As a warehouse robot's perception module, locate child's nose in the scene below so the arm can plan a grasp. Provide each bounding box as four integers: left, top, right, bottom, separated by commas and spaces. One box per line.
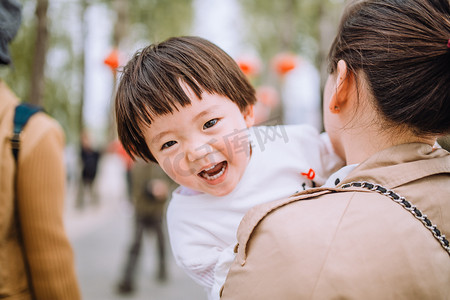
186, 141, 214, 162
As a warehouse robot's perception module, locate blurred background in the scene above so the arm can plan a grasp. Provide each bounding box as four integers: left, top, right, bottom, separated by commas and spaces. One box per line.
5, 0, 346, 299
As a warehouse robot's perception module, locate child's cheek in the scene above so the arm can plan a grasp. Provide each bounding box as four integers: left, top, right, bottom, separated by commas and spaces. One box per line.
159, 151, 195, 183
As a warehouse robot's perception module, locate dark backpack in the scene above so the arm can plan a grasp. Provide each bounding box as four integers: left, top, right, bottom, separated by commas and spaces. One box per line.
11, 103, 43, 162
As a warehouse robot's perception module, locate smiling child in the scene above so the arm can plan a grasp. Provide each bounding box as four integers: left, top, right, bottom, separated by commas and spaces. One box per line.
115, 36, 343, 300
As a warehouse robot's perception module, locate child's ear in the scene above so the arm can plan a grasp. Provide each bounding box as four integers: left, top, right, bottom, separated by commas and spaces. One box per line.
243, 105, 255, 127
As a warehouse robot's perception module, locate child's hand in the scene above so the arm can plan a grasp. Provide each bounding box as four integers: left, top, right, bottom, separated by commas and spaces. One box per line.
148, 179, 169, 201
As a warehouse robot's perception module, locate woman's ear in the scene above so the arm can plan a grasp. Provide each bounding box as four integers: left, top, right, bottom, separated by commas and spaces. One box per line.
329, 60, 353, 114
243, 104, 255, 127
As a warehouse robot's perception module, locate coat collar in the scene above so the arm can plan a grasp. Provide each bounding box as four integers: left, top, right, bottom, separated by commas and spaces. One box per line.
235, 143, 450, 265
341, 143, 450, 189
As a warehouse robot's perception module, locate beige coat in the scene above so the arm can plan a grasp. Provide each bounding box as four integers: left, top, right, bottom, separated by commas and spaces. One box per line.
221, 143, 450, 299
0, 81, 80, 299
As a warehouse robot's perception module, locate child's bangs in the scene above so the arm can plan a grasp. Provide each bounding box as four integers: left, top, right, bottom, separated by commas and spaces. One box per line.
136, 74, 205, 127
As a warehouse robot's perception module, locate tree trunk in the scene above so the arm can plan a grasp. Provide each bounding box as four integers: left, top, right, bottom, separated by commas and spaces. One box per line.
30, 0, 49, 106
107, 0, 128, 142
280, 0, 296, 51
78, 0, 88, 134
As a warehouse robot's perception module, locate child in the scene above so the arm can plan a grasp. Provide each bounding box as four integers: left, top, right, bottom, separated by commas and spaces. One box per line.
115, 36, 343, 300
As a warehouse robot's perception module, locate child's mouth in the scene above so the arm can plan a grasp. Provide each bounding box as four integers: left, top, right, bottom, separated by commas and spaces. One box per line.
198, 162, 227, 181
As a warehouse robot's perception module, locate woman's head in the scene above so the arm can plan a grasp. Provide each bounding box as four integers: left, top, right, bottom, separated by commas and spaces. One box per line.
328, 0, 450, 136
115, 36, 256, 162
0, 0, 21, 65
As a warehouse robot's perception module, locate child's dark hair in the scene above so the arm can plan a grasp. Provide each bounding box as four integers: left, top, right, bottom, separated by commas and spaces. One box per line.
115, 36, 257, 162
328, 0, 450, 135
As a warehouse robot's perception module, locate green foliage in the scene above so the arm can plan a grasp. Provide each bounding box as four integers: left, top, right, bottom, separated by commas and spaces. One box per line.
99, 0, 194, 44
45, 3, 83, 143
3, 1, 80, 143
128, 0, 193, 43
239, 0, 343, 67
4, 0, 194, 145
2, 0, 345, 144
3, 16, 35, 102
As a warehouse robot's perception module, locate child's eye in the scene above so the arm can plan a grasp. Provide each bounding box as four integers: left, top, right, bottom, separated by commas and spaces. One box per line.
203, 118, 218, 129
161, 140, 177, 150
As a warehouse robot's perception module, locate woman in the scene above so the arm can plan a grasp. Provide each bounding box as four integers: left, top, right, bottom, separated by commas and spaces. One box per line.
0, 1, 81, 298
221, 0, 450, 299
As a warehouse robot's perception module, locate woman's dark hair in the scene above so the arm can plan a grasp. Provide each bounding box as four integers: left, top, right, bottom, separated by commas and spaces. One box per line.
115, 36, 256, 162
328, 0, 450, 135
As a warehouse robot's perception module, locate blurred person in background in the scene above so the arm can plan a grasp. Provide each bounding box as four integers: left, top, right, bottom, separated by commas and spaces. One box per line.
0, 0, 81, 298
108, 139, 135, 201
116, 159, 175, 294
76, 130, 101, 210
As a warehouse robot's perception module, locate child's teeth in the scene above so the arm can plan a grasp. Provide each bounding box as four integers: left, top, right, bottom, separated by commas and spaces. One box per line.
202, 164, 226, 180
204, 164, 216, 172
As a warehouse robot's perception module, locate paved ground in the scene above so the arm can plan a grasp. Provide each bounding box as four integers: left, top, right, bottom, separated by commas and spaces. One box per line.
64, 153, 207, 300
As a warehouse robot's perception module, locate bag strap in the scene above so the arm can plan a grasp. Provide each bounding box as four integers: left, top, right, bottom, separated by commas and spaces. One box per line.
11, 103, 43, 162
342, 181, 450, 256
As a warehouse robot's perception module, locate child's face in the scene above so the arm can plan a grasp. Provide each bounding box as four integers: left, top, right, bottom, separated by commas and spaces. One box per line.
143, 86, 255, 197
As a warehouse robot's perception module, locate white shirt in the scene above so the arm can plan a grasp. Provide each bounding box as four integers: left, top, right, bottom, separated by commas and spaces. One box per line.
322, 164, 358, 188
166, 124, 343, 299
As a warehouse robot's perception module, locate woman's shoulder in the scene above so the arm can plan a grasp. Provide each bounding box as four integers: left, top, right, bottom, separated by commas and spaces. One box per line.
237, 184, 448, 255
20, 112, 65, 159
225, 188, 450, 299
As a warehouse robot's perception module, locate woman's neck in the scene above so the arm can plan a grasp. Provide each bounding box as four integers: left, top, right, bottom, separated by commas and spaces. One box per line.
341, 124, 436, 165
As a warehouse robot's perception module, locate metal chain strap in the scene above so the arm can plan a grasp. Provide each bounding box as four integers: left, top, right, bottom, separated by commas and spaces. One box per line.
341, 181, 450, 256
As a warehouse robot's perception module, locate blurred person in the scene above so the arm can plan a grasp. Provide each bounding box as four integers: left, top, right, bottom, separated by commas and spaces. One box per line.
108, 139, 134, 201
76, 130, 101, 209
0, 0, 81, 299
64, 144, 79, 190
116, 159, 175, 294
114, 36, 343, 300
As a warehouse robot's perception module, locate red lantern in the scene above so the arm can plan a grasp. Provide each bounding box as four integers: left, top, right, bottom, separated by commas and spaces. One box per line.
272, 52, 298, 75
104, 48, 120, 71
235, 55, 261, 77
238, 61, 254, 75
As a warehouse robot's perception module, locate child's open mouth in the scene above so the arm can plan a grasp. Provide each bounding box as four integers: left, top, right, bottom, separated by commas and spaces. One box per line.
198, 162, 227, 181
